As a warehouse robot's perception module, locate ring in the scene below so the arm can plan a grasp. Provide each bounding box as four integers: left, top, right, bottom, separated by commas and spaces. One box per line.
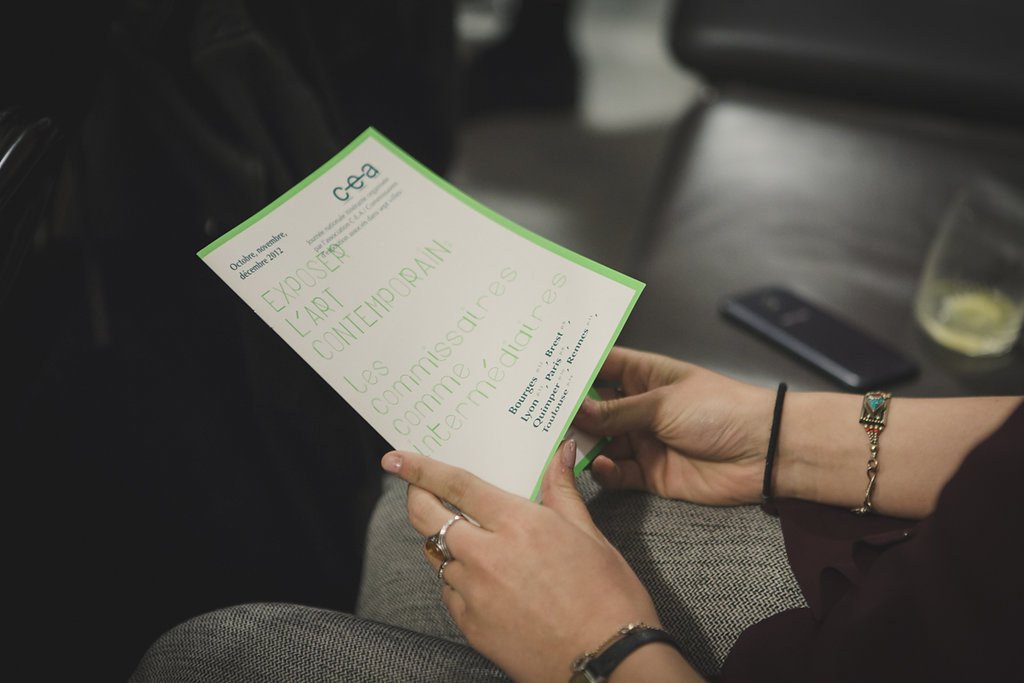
438, 559, 450, 585
424, 514, 463, 563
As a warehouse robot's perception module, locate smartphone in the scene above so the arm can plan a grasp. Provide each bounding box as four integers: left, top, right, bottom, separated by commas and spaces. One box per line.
720, 286, 918, 390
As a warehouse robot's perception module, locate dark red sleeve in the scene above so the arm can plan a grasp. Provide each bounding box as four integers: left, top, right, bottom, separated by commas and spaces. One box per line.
721, 400, 1024, 682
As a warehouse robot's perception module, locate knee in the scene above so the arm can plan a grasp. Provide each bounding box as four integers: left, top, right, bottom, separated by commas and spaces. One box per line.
130, 603, 285, 683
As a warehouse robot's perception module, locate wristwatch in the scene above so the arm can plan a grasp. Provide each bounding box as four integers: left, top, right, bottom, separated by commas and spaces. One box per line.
569, 624, 679, 683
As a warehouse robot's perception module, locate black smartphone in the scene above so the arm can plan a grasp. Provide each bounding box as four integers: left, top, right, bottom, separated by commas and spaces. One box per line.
720, 286, 918, 390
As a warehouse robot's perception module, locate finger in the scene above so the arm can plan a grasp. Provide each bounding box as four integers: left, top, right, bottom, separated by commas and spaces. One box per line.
407, 485, 486, 568
589, 454, 648, 491
441, 580, 466, 625
573, 391, 665, 439
595, 345, 642, 383
599, 346, 696, 394
436, 558, 459, 593
437, 555, 465, 590
539, 440, 594, 529
383, 450, 516, 530
405, 484, 452, 536
590, 433, 639, 461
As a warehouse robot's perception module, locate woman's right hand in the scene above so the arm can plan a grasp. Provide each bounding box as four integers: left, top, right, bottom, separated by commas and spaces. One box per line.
572, 346, 776, 506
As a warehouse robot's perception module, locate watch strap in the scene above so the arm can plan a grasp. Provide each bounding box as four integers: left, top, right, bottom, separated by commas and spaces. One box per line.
576, 626, 679, 682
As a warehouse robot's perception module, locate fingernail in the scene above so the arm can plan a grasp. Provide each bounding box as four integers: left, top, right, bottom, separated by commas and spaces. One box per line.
381, 452, 402, 473
561, 439, 577, 468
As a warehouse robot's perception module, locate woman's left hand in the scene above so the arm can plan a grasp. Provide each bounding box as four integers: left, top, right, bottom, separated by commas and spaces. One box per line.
381, 440, 662, 683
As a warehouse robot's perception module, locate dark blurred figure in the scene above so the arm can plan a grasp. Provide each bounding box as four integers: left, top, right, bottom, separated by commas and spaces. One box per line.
2, 1, 457, 680
462, 0, 580, 117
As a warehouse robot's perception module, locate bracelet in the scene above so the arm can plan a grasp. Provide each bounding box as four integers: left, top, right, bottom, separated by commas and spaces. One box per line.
569, 623, 680, 683
761, 382, 788, 513
852, 391, 891, 514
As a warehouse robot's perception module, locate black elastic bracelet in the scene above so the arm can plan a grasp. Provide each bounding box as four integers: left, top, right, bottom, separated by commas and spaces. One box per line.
761, 382, 787, 513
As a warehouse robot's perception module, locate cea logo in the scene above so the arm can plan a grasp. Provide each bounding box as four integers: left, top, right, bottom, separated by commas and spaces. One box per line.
333, 163, 380, 201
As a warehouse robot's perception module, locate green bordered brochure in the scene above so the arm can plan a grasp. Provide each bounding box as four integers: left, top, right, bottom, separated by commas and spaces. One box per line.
199, 128, 643, 501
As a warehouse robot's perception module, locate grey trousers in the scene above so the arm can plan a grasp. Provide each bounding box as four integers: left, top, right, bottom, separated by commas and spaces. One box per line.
131, 472, 805, 681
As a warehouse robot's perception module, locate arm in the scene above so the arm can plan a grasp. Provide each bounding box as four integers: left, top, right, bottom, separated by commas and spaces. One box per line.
573, 346, 1022, 519
775, 391, 1019, 518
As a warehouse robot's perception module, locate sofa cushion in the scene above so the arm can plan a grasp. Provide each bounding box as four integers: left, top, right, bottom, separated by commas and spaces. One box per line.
621, 88, 1024, 396
669, 0, 1024, 125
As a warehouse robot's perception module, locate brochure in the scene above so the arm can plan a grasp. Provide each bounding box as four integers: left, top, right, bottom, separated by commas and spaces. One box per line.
199, 128, 643, 500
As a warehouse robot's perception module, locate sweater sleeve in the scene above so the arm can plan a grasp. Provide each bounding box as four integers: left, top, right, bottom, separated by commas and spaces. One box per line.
720, 400, 1024, 682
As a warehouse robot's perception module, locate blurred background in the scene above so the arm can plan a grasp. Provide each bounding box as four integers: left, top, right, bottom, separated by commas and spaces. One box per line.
450, 0, 698, 274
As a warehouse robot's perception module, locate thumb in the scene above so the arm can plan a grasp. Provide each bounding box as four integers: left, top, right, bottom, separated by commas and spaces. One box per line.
539, 439, 594, 529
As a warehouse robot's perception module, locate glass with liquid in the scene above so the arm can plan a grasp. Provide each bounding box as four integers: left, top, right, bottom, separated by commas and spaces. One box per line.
914, 178, 1024, 357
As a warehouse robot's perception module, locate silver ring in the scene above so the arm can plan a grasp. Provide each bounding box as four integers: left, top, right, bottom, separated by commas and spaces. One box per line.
424, 514, 463, 563
438, 559, 450, 585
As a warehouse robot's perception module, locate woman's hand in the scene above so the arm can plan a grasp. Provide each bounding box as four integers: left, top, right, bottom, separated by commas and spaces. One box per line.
572, 346, 775, 505
575, 346, 1023, 518
382, 440, 696, 682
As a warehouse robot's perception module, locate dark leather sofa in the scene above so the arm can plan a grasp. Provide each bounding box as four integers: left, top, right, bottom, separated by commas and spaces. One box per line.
620, 0, 1024, 397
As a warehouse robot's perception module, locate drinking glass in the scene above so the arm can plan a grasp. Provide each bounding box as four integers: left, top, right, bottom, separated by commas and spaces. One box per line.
913, 177, 1024, 357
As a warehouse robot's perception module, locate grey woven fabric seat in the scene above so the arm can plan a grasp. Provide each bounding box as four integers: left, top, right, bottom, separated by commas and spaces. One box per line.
131, 603, 510, 683
356, 471, 805, 677
132, 471, 804, 681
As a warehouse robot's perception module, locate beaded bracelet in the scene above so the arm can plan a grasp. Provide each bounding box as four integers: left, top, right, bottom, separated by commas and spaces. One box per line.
852, 391, 891, 514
